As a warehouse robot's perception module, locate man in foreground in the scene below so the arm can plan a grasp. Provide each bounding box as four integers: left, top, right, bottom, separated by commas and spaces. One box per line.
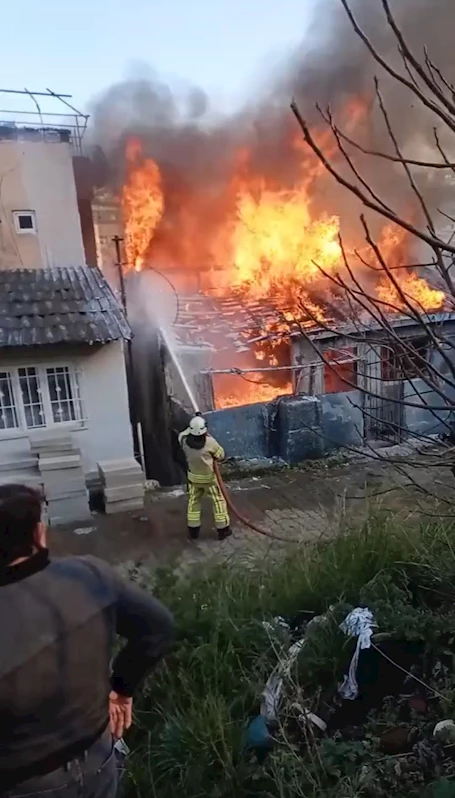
0, 483, 173, 797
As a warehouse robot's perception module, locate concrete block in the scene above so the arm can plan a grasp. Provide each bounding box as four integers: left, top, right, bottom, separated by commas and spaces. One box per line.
100, 472, 145, 488
279, 428, 324, 464
0, 457, 38, 474
98, 459, 144, 487
86, 470, 103, 491
44, 479, 87, 500
104, 484, 145, 502
39, 455, 82, 472
47, 495, 91, 525
30, 431, 77, 454
0, 474, 43, 491
320, 390, 364, 453
206, 402, 272, 459
42, 470, 85, 487
46, 489, 88, 503
278, 396, 322, 436
98, 458, 143, 473
105, 497, 144, 515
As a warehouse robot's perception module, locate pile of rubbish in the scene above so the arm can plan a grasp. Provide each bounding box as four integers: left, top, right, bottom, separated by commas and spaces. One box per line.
246, 564, 455, 796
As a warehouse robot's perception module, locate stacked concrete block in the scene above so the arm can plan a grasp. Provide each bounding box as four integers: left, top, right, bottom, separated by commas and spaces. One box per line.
30, 431, 91, 525
98, 459, 145, 514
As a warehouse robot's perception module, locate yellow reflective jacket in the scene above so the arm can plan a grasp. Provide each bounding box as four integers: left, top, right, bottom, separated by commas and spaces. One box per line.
178, 432, 225, 484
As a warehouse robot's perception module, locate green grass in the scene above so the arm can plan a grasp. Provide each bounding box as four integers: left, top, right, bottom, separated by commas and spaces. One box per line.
122, 509, 455, 798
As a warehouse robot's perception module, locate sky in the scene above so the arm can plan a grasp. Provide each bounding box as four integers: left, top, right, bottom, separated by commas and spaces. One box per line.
0, 0, 317, 121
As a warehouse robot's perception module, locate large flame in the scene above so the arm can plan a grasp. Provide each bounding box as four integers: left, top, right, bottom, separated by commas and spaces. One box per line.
377, 272, 445, 312
217, 186, 342, 298
121, 138, 164, 272
120, 135, 446, 408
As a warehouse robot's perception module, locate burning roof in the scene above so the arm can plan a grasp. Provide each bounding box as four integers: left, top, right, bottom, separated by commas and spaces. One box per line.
172, 292, 307, 352
172, 290, 454, 354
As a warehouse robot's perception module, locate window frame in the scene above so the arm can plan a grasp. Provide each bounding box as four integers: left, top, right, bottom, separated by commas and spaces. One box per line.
12, 210, 37, 235
0, 370, 20, 431
0, 363, 87, 438
381, 337, 430, 382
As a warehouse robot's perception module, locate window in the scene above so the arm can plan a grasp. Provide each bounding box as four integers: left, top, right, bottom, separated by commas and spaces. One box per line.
0, 372, 19, 430
323, 347, 358, 394
13, 211, 37, 235
19, 367, 45, 428
0, 365, 85, 433
382, 337, 429, 381
46, 366, 84, 423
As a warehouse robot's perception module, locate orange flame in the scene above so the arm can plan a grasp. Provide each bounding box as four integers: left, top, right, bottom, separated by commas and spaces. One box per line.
218, 188, 342, 298
119, 135, 447, 408
377, 272, 445, 312
121, 138, 163, 271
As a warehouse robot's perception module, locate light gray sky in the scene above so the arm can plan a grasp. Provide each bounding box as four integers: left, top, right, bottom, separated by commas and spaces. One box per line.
1, 0, 317, 117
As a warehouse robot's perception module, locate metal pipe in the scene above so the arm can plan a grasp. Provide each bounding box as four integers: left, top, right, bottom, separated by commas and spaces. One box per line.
137, 422, 146, 474
0, 88, 72, 97
0, 109, 85, 117
202, 358, 358, 375
113, 236, 128, 318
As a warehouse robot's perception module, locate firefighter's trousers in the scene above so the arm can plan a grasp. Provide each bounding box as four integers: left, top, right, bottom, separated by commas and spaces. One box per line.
187, 477, 230, 530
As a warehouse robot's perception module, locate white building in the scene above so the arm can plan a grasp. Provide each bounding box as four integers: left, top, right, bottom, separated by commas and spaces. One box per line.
0, 126, 136, 512
0, 266, 134, 486
0, 127, 86, 269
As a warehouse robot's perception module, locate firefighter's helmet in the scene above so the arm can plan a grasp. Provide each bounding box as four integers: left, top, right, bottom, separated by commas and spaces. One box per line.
188, 415, 207, 437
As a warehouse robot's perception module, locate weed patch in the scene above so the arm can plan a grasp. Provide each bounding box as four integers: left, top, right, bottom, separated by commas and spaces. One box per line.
122, 511, 455, 797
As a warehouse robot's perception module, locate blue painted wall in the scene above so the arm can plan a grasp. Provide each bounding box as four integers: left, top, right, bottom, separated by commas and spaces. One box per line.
404, 378, 452, 437
206, 389, 364, 464
320, 391, 364, 454
277, 396, 324, 462
206, 401, 273, 460
206, 378, 454, 465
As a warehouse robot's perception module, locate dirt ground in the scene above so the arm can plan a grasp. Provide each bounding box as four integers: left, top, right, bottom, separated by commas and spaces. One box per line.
48, 444, 455, 571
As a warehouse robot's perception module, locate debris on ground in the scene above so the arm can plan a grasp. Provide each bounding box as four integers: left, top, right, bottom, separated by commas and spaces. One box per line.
246, 563, 455, 795
73, 526, 96, 535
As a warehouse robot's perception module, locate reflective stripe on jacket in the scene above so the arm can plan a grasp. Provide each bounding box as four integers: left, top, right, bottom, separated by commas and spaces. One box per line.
179, 434, 225, 483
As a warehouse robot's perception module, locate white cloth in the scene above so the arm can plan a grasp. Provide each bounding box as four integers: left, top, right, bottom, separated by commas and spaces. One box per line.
261, 638, 305, 722
339, 608, 375, 700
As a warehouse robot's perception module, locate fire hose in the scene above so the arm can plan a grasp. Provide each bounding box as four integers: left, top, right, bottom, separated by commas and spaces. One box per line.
212, 460, 301, 544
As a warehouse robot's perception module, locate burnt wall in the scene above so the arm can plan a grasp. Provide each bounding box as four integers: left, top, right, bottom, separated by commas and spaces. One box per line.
72, 156, 97, 266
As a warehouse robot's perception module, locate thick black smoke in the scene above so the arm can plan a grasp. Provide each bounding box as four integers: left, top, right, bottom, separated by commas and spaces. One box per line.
88, 0, 455, 265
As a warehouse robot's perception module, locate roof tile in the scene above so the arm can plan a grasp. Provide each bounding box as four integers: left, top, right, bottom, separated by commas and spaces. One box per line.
0, 266, 132, 348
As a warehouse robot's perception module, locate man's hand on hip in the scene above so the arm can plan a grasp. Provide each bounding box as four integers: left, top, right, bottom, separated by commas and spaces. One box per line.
109, 691, 133, 739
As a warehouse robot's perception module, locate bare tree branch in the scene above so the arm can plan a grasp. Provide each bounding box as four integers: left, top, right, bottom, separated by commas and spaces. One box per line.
339, 0, 455, 134
290, 100, 455, 256
381, 0, 455, 118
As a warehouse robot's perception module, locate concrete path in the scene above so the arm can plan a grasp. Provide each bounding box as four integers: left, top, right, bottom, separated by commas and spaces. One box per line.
48, 450, 452, 571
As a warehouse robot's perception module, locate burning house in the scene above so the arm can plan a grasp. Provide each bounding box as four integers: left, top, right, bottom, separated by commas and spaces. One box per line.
112, 130, 450, 410
89, 104, 455, 476
88, 0, 455, 475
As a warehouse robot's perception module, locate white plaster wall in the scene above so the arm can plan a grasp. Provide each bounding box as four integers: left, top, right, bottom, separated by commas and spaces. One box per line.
0, 139, 85, 269
0, 341, 134, 474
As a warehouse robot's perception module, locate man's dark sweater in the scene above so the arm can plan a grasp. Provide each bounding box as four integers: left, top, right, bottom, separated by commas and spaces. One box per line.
0, 549, 173, 790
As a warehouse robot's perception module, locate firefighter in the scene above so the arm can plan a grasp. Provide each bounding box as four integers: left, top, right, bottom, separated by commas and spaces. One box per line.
179, 414, 231, 540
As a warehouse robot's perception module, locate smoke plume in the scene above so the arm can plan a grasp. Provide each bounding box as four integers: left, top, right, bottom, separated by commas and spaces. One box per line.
89, 0, 455, 270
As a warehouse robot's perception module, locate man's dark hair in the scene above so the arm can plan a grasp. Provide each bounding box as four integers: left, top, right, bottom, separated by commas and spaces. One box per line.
0, 484, 43, 565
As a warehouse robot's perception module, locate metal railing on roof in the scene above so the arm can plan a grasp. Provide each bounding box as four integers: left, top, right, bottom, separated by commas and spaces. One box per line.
0, 88, 89, 156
